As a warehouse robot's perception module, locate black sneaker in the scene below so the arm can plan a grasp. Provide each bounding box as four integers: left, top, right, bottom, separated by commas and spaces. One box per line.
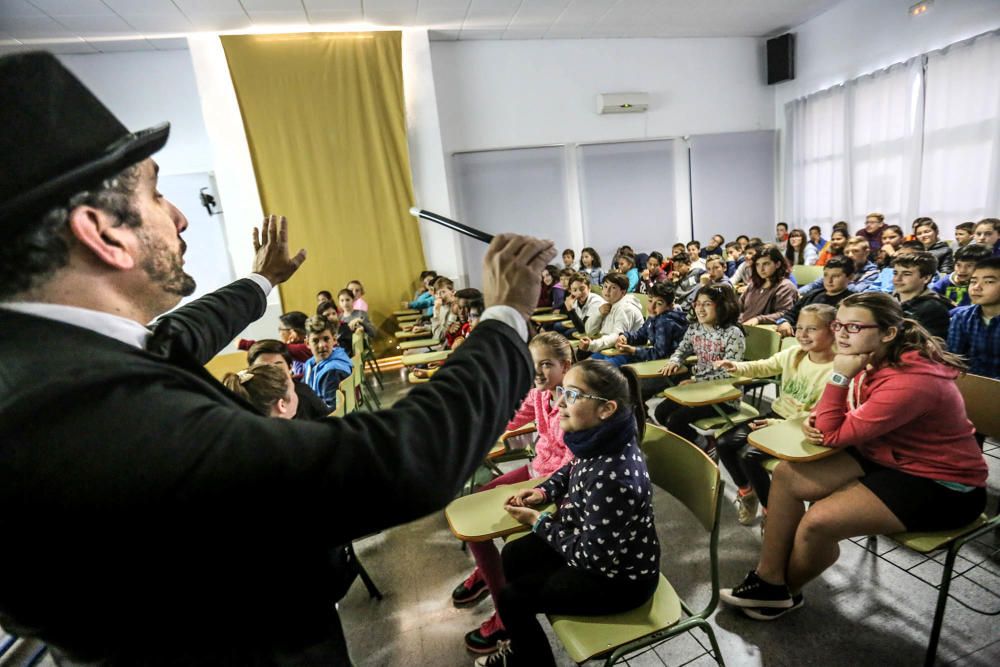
452, 569, 489, 606
464, 616, 509, 654
720, 570, 793, 609
744, 593, 805, 620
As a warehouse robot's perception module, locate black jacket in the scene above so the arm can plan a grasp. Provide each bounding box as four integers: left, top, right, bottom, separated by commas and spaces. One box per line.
899, 290, 953, 341
0, 279, 532, 665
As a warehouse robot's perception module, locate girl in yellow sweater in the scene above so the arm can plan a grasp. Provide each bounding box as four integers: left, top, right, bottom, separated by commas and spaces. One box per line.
714, 304, 836, 525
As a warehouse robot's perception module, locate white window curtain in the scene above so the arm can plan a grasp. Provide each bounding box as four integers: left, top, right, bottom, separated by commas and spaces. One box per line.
919, 32, 1000, 223
784, 86, 849, 230
784, 30, 1000, 235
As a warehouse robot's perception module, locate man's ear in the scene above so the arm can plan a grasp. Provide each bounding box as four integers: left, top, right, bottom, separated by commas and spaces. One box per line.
66, 205, 137, 270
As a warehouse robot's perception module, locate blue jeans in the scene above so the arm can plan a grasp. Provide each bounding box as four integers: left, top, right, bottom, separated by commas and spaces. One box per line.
590, 352, 630, 367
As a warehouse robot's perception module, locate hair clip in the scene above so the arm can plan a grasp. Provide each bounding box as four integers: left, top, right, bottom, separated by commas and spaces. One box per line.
237, 369, 255, 384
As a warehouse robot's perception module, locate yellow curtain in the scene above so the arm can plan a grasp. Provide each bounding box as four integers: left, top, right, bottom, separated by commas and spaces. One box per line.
221, 32, 425, 352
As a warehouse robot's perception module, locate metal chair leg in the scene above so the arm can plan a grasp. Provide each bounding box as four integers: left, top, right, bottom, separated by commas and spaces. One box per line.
924, 539, 960, 667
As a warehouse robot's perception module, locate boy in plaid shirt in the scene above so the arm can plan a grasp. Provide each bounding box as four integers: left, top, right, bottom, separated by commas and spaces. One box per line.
948, 257, 1000, 379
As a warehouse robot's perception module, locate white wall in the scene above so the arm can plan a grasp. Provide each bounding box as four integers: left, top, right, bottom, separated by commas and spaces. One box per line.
773, 0, 1000, 218
430, 37, 775, 153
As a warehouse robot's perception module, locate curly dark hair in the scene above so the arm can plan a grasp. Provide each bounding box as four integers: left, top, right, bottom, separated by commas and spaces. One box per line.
0, 164, 142, 300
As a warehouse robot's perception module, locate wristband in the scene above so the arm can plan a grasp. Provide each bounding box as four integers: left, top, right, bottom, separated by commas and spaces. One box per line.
829, 372, 851, 387
532, 511, 552, 533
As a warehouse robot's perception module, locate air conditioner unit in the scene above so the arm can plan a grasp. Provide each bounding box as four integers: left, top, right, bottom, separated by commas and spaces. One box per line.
597, 92, 649, 114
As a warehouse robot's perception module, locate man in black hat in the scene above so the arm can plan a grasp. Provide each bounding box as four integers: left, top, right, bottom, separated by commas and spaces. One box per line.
0, 52, 555, 665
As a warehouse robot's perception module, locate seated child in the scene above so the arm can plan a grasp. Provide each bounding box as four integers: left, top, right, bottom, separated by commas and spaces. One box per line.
715, 304, 836, 525
303, 316, 353, 409
452, 332, 574, 655
477, 360, 659, 667
346, 279, 369, 312
738, 245, 799, 326
448, 289, 483, 351
654, 286, 746, 445
405, 271, 437, 317
558, 273, 606, 337
948, 256, 1000, 379
336, 289, 377, 338
775, 256, 853, 337
537, 266, 564, 308
931, 242, 992, 307
561, 249, 577, 271
239, 311, 311, 377
222, 364, 298, 419
891, 252, 952, 341
669, 253, 706, 303
953, 221, 975, 248
576, 272, 644, 357
617, 253, 641, 292
317, 301, 354, 356
246, 339, 330, 420
722, 292, 987, 619
591, 282, 687, 367
973, 218, 999, 256
578, 247, 605, 287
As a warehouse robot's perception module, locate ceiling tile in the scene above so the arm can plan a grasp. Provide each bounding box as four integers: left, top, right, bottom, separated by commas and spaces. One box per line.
0, 1, 45, 18
103, 1, 177, 13
24, 38, 98, 53
119, 13, 194, 33
184, 13, 252, 30
459, 29, 505, 40
502, 28, 549, 40
245, 10, 309, 24
30, 0, 112, 15
427, 28, 460, 41
173, 0, 246, 16
240, 0, 304, 10
48, 14, 136, 35
364, 0, 417, 25
1, 14, 73, 38
416, 10, 465, 28
508, 0, 572, 27
307, 10, 365, 24
550, 0, 617, 26
462, 0, 520, 29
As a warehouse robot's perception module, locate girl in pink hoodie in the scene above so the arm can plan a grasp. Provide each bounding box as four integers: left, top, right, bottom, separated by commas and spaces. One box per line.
451, 332, 574, 655
721, 292, 987, 620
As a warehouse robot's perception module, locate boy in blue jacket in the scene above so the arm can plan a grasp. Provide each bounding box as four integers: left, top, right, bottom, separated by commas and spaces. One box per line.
303, 316, 354, 409
592, 282, 688, 367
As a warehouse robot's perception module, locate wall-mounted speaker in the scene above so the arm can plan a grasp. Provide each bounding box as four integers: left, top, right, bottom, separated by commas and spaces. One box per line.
766, 33, 795, 85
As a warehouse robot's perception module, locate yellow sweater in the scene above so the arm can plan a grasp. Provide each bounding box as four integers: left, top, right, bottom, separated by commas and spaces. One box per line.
730, 347, 834, 421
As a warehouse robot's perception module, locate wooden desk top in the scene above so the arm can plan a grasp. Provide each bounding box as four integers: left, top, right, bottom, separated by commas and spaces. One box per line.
445, 476, 553, 542
393, 309, 421, 316
396, 329, 428, 339
747, 418, 836, 461
398, 338, 439, 350
532, 307, 554, 314
660, 377, 749, 407
400, 350, 451, 366
531, 313, 568, 324
624, 358, 669, 378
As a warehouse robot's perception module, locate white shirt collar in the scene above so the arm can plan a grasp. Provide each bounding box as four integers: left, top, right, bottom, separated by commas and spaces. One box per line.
1, 301, 151, 348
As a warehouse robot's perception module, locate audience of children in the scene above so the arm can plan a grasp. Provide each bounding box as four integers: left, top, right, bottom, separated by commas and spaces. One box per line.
479, 361, 659, 667
302, 315, 353, 409
775, 256, 854, 337
721, 292, 987, 619
654, 285, 746, 445
576, 272, 645, 356
715, 304, 837, 525
800, 236, 879, 295
738, 245, 799, 326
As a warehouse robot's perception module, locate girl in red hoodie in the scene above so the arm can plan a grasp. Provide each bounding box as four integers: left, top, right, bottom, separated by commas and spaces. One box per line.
721, 292, 987, 619
450, 332, 574, 654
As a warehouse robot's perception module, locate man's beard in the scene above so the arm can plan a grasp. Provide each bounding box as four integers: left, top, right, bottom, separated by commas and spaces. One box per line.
138, 230, 196, 298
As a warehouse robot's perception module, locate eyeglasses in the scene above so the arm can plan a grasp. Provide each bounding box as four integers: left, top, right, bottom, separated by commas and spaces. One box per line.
555, 386, 610, 406
831, 320, 881, 334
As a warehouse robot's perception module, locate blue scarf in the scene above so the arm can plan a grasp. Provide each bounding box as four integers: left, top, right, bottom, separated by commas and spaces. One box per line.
563, 408, 636, 459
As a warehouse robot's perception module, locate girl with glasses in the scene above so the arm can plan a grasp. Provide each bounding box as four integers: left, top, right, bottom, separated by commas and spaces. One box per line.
453, 332, 574, 656
721, 292, 987, 620
475, 361, 658, 667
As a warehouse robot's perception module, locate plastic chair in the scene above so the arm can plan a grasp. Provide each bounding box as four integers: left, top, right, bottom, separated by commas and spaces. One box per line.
791, 264, 823, 286
848, 372, 1000, 666
353, 330, 381, 410
548, 425, 725, 666
633, 292, 649, 317
740, 325, 781, 408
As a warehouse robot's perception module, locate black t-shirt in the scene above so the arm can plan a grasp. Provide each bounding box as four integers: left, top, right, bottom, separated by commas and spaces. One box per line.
294, 380, 332, 420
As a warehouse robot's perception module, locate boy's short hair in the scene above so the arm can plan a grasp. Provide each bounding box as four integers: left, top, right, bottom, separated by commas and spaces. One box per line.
724, 241, 740, 251
569, 272, 591, 288
915, 219, 939, 234
736, 234, 749, 242
247, 339, 294, 368
974, 256, 1000, 272
976, 218, 1000, 232
892, 251, 938, 278
705, 255, 724, 268
956, 221, 976, 234
648, 250, 663, 264
672, 253, 691, 266
648, 282, 676, 305
305, 315, 333, 336
602, 272, 630, 291
672, 242, 686, 251
432, 276, 454, 291
832, 221, 849, 233
823, 256, 854, 274
419, 270, 437, 281
900, 240, 926, 251
808, 225, 821, 234
955, 243, 992, 264
912, 216, 934, 229
337, 288, 354, 301
455, 287, 482, 301
559, 267, 576, 279
776, 222, 788, 230
279, 311, 307, 334
687, 240, 701, 249
316, 290, 332, 302
846, 236, 870, 248
617, 252, 636, 266
562, 248, 575, 258
866, 212, 885, 223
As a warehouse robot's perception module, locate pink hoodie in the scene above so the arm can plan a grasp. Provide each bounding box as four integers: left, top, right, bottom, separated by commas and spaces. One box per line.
506, 387, 573, 477
813, 351, 987, 486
